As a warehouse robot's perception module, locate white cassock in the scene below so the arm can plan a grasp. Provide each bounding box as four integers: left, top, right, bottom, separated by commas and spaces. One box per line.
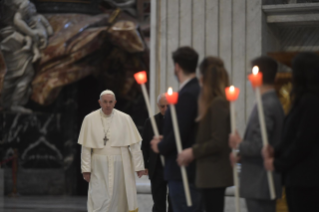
78, 108, 144, 212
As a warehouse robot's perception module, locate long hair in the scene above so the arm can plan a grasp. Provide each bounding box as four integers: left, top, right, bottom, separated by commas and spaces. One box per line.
291, 52, 319, 105
196, 56, 230, 121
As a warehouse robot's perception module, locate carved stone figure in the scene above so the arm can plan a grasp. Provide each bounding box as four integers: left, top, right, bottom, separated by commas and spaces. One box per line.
13, 0, 53, 62
0, 0, 53, 113
0, 3, 147, 107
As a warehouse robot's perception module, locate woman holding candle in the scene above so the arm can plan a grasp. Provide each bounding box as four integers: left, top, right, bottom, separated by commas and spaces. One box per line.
177, 56, 233, 212
263, 52, 319, 212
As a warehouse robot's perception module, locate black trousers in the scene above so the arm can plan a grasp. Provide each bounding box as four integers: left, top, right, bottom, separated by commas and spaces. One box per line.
150, 168, 173, 212
286, 187, 319, 212
201, 187, 226, 212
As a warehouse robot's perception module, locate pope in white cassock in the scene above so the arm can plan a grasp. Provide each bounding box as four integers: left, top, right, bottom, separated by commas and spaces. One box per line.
78, 90, 145, 212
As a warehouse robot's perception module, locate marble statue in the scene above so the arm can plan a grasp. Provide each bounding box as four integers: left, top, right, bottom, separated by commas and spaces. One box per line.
0, 2, 147, 107
13, 0, 53, 62
0, 0, 53, 113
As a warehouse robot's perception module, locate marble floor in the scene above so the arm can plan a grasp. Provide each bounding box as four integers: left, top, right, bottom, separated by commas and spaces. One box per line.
0, 195, 247, 212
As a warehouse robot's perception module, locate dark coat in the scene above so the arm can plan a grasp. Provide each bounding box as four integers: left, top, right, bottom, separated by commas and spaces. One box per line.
274, 92, 319, 187
239, 90, 284, 199
192, 97, 233, 188
141, 113, 164, 179
158, 78, 200, 182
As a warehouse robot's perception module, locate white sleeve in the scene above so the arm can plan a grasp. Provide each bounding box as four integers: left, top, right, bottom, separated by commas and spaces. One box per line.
130, 143, 145, 172
81, 146, 92, 173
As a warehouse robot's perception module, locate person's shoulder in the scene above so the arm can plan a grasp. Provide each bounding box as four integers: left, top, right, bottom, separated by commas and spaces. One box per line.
187, 78, 200, 91
85, 109, 100, 120
263, 92, 281, 107
180, 79, 200, 98
211, 97, 229, 110
114, 109, 131, 119
212, 96, 228, 104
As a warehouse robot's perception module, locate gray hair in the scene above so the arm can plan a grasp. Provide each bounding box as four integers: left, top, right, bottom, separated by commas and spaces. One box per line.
100, 90, 116, 100
157, 93, 166, 105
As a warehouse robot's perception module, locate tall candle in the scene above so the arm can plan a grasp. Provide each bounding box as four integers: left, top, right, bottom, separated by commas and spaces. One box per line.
166, 87, 192, 207
225, 85, 241, 212
134, 71, 165, 166
248, 66, 276, 200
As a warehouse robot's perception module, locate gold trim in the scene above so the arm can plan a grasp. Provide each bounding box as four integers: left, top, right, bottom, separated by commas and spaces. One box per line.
129, 208, 138, 212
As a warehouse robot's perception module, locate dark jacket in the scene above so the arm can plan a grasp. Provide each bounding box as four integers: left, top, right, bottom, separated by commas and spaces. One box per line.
239, 90, 284, 199
193, 97, 233, 188
274, 92, 319, 187
141, 113, 164, 179
158, 78, 200, 182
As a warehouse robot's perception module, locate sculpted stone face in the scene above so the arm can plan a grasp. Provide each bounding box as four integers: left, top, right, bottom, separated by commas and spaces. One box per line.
99, 94, 117, 115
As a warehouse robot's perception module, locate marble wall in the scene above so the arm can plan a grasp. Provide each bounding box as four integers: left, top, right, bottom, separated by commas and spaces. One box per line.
0, 112, 77, 195
150, 0, 267, 134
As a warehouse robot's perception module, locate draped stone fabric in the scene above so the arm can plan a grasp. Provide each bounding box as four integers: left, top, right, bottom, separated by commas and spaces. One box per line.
0, 12, 146, 105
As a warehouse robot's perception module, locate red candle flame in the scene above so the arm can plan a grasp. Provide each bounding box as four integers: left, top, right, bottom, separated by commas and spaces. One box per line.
165, 87, 178, 104
134, 71, 147, 84
248, 66, 263, 88
225, 86, 240, 102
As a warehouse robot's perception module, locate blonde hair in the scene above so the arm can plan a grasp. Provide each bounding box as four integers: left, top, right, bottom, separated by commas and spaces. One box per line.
197, 56, 230, 121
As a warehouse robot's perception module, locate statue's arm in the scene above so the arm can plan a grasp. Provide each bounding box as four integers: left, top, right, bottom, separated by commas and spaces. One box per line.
39, 15, 53, 36
14, 12, 37, 39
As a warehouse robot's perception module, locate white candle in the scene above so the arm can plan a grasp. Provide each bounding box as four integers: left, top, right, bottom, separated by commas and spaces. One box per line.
230, 101, 241, 212
169, 104, 192, 207
226, 85, 241, 212
255, 86, 276, 200
141, 84, 165, 166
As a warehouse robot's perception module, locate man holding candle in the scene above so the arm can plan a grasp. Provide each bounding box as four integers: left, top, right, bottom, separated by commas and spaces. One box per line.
78, 90, 146, 212
141, 93, 173, 212
150, 47, 201, 212
229, 56, 284, 212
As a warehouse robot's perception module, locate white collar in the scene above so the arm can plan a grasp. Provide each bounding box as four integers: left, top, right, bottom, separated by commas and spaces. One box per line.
100, 109, 114, 118
179, 77, 194, 91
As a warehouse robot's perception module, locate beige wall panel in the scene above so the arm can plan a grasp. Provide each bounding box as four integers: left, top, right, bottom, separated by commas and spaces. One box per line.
206, 0, 219, 57
193, 0, 206, 67
166, 0, 180, 92
180, 0, 193, 46
246, 0, 263, 120
219, 0, 232, 75
232, 0, 247, 134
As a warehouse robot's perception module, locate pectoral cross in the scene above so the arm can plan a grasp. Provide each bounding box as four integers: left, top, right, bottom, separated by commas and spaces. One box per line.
104, 136, 109, 145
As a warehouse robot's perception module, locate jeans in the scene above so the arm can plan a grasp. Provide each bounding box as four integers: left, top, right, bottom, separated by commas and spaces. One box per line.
168, 180, 202, 212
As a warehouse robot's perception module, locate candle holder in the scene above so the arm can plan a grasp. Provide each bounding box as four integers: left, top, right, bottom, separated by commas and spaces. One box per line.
165, 87, 192, 207
225, 85, 241, 212
248, 66, 276, 200
134, 71, 165, 166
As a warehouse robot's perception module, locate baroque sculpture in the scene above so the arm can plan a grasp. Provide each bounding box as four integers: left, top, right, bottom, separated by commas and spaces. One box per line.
0, 0, 53, 113
0, 0, 147, 108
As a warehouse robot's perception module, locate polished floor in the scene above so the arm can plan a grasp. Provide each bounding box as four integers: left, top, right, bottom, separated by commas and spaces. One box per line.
0, 195, 247, 212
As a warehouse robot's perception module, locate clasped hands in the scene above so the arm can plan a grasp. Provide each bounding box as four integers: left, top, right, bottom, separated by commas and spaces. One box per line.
228, 130, 275, 171
150, 135, 195, 167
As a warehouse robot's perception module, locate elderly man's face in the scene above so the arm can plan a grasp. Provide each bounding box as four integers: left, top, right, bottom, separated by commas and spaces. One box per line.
99, 94, 116, 115
158, 96, 168, 116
